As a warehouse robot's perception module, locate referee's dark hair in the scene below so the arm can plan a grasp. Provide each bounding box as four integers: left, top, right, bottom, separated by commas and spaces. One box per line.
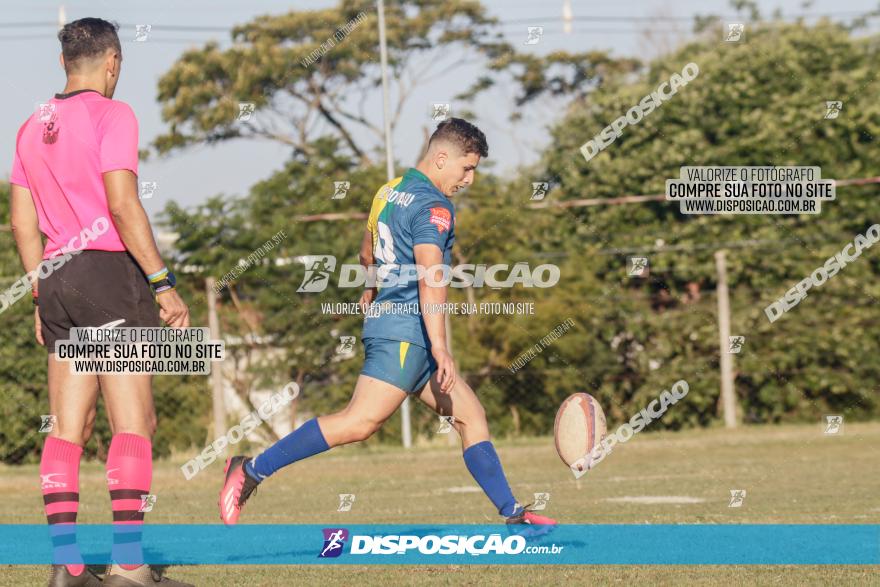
429, 118, 489, 158
58, 18, 121, 73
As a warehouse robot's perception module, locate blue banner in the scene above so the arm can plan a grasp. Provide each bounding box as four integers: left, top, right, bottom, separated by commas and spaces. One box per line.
1, 524, 876, 565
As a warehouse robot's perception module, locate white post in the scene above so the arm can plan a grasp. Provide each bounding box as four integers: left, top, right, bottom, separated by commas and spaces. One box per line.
562, 0, 573, 34
377, 0, 411, 448
714, 250, 738, 428
205, 278, 227, 438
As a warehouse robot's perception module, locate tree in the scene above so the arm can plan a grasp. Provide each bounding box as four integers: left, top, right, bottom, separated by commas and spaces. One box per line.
526, 19, 880, 426
152, 0, 629, 162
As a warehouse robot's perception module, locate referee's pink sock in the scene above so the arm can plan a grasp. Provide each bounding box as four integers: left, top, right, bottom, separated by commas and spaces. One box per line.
40, 436, 85, 576
106, 433, 152, 570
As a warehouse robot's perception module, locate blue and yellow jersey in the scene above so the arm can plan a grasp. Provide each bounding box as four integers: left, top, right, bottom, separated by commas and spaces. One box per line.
362, 167, 455, 348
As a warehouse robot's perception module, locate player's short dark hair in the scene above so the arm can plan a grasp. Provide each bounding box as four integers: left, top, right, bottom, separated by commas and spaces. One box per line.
58, 18, 121, 72
429, 118, 488, 158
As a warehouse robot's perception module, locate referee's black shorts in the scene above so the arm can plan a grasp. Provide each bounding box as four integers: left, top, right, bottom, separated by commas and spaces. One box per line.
38, 250, 161, 352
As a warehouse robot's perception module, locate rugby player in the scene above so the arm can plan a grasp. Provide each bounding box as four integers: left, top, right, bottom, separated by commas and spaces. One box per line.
9, 18, 191, 587
220, 118, 556, 528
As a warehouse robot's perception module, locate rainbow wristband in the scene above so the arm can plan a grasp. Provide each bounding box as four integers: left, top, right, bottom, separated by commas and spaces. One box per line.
148, 267, 169, 283
150, 270, 177, 296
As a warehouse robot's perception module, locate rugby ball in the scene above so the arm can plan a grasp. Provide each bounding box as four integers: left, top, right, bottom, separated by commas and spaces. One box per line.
554, 393, 607, 475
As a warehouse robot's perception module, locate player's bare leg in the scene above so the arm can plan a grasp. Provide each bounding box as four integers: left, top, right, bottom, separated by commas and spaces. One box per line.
418, 374, 556, 526
417, 373, 489, 448
220, 375, 407, 525
318, 375, 408, 446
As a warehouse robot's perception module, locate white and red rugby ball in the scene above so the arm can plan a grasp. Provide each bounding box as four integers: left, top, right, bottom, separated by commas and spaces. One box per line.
554, 393, 607, 473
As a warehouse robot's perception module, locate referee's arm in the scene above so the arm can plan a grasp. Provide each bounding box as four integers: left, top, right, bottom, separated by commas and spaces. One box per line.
9, 184, 43, 286
104, 169, 189, 328
104, 170, 165, 275
10, 184, 46, 344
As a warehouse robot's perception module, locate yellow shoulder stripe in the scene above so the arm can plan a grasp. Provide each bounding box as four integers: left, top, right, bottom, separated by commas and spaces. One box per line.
367, 176, 403, 237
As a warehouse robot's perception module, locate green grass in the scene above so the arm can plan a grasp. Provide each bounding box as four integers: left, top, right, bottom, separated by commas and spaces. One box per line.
1, 422, 878, 585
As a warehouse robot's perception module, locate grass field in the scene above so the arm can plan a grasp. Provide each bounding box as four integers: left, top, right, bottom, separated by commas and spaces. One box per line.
1, 422, 878, 586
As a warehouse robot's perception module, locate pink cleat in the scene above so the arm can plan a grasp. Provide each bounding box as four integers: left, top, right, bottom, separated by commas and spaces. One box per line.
506, 505, 557, 537
218, 456, 259, 525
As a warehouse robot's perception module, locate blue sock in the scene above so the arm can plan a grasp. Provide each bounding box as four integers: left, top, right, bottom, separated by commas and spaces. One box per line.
111, 525, 143, 567
246, 418, 330, 482
463, 441, 521, 517
48, 525, 83, 567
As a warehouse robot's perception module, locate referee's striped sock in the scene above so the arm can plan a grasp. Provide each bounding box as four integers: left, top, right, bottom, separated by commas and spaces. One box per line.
40, 436, 85, 576
106, 433, 152, 570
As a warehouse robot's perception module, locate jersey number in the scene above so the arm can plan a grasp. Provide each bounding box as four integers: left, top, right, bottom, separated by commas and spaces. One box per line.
375, 221, 396, 264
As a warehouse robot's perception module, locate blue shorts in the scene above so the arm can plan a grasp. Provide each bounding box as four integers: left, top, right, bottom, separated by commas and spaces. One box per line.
360, 337, 437, 394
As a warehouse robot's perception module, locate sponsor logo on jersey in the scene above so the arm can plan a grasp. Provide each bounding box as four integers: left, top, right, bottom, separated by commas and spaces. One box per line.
429, 207, 451, 233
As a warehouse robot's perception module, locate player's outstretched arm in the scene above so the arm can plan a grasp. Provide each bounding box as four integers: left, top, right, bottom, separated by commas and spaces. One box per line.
358, 228, 377, 312
414, 243, 455, 392
104, 169, 189, 328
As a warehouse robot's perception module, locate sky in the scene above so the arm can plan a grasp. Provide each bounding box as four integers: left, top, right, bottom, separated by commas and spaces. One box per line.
1, 0, 876, 218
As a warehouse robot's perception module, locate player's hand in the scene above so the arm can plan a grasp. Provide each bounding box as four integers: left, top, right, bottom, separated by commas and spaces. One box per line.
157, 289, 190, 328
34, 307, 44, 346
359, 287, 377, 314
432, 347, 456, 393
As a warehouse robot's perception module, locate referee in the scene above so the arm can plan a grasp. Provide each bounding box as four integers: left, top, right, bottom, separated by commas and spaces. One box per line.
9, 18, 191, 587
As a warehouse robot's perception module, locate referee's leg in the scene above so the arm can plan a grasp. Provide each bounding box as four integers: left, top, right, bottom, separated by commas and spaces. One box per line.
47, 356, 99, 446
100, 374, 156, 438
41, 356, 99, 574
99, 374, 156, 569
